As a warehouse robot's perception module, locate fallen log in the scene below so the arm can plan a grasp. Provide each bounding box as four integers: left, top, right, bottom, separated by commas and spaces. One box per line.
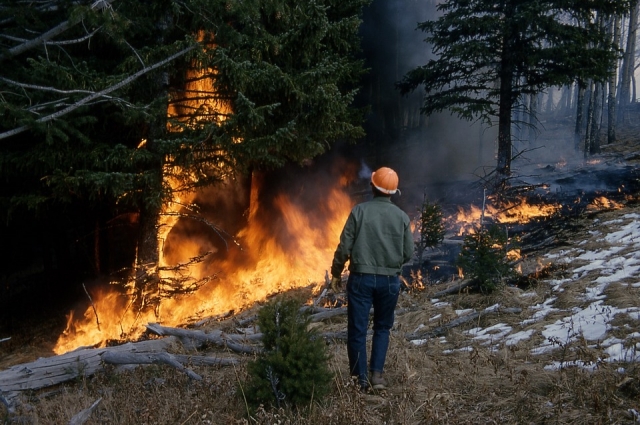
432, 279, 475, 297
145, 323, 261, 354
405, 306, 522, 341
0, 337, 177, 411
0, 334, 241, 412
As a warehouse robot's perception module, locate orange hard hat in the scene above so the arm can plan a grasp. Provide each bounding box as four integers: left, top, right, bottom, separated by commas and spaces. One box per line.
371, 167, 399, 195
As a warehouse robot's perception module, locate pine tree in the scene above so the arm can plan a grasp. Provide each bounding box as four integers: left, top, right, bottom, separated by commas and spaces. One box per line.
245, 296, 333, 409
397, 0, 628, 180
0, 0, 369, 293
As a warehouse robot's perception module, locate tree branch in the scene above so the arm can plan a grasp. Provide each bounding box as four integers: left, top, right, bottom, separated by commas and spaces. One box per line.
0, 0, 114, 62
0, 45, 195, 141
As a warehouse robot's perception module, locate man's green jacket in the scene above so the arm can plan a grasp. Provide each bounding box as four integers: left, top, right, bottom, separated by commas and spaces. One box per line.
331, 196, 414, 277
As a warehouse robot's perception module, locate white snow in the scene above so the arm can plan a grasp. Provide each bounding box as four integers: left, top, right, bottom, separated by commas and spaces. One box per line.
417, 211, 640, 369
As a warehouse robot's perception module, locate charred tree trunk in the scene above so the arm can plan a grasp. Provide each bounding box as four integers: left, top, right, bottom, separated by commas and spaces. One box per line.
608, 15, 622, 144
617, 0, 639, 126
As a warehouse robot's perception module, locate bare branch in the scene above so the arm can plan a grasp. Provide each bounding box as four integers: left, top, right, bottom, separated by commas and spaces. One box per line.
82, 283, 101, 332
0, 76, 94, 95
0, 0, 114, 61
0, 45, 195, 141
0, 27, 100, 46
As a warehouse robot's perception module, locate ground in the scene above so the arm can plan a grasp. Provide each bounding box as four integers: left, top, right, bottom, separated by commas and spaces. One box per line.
2, 125, 640, 424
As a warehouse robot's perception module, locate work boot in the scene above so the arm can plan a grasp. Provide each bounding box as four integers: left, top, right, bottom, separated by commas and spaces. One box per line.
370, 371, 387, 390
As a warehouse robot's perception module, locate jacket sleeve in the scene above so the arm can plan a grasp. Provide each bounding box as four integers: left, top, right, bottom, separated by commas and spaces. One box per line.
331, 212, 356, 277
403, 218, 414, 264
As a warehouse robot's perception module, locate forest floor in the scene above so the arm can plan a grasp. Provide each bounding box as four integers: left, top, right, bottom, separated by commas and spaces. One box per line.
2, 123, 640, 424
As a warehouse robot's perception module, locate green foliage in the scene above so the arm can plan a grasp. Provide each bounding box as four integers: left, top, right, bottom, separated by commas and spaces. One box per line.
0, 0, 369, 274
244, 296, 333, 409
456, 224, 518, 293
414, 195, 445, 268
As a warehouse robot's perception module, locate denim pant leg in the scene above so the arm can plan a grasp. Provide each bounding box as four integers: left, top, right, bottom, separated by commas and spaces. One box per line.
347, 273, 374, 384
370, 275, 400, 373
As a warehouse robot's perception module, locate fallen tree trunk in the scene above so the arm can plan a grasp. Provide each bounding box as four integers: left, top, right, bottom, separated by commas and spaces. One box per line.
0, 334, 240, 412
145, 323, 261, 354
0, 337, 177, 410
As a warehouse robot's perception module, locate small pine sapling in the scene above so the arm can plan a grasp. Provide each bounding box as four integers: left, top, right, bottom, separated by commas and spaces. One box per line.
244, 296, 332, 409
414, 194, 445, 270
456, 224, 518, 293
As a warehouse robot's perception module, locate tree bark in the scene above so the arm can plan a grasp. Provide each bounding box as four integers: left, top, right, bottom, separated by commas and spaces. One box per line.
608, 15, 621, 144
617, 0, 639, 126
574, 80, 586, 151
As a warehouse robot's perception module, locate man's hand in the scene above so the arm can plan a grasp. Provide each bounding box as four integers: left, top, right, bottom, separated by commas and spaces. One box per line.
330, 276, 342, 293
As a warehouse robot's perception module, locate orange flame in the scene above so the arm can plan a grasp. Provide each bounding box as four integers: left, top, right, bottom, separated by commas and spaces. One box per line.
586, 196, 623, 211
53, 30, 356, 354
54, 173, 354, 353
449, 198, 561, 236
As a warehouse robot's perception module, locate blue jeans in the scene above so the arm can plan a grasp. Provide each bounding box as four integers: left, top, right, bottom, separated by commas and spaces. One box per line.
347, 272, 400, 385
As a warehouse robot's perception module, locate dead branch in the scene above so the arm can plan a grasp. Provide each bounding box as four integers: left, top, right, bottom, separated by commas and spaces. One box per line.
82, 283, 100, 331
0, 337, 10, 343
68, 397, 102, 425
0, 0, 114, 61
432, 279, 476, 297
101, 352, 202, 381
0, 45, 196, 141
405, 307, 523, 341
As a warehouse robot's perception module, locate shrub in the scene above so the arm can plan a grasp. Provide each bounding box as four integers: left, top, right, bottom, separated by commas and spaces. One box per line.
456, 224, 517, 293
244, 296, 333, 409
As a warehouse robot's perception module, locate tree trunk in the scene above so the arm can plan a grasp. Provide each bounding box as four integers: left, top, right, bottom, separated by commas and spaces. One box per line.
584, 80, 596, 156
497, 15, 516, 179
528, 93, 538, 147
590, 81, 603, 154
608, 15, 621, 144
617, 0, 639, 126
574, 80, 586, 151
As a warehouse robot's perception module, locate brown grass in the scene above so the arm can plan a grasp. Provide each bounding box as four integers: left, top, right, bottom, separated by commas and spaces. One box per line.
3, 271, 640, 425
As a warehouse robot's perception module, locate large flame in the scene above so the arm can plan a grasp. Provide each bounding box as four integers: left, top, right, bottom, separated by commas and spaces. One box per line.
54, 170, 354, 353
53, 31, 356, 354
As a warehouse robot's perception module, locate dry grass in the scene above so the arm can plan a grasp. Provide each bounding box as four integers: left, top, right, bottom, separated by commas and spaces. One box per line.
3, 268, 640, 424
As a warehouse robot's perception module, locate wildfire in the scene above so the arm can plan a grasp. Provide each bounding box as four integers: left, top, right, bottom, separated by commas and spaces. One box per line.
53, 31, 357, 354
586, 196, 623, 211
54, 171, 354, 354
450, 198, 561, 235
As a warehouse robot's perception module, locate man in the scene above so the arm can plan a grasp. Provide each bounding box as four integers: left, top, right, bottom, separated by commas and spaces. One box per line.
330, 166, 414, 390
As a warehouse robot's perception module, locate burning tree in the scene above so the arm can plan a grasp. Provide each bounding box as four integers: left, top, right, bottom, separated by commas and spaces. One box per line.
397, 0, 629, 181
0, 1, 368, 311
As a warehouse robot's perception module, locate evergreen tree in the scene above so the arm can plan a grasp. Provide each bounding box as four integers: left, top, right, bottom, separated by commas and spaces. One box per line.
0, 1, 369, 297
245, 296, 333, 409
397, 0, 628, 181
